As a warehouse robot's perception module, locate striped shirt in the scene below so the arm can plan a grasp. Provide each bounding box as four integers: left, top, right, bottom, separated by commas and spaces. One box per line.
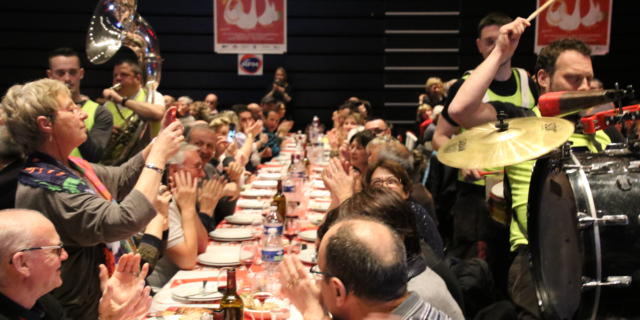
392, 292, 452, 320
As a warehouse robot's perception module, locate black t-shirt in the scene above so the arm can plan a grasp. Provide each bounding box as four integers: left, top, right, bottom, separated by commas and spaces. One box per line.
441, 72, 539, 127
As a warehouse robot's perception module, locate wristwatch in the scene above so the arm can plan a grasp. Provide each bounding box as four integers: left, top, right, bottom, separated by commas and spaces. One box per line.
144, 163, 164, 174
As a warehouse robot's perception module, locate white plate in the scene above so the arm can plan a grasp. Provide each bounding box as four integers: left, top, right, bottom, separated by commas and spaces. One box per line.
253, 180, 278, 189
261, 166, 283, 173
235, 208, 265, 216
311, 166, 327, 172
308, 200, 330, 212
198, 246, 240, 266
209, 228, 255, 241
298, 248, 317, 265
171, 282, 223, 302
310, 190, 331, 199
298, 230, 318, 242
257, 173, 282, 180
237, 199, 267, 209
307, 213, 325, 225
240, 189, 276, 198
310, 180, 326, 189
225, 214, 263, 225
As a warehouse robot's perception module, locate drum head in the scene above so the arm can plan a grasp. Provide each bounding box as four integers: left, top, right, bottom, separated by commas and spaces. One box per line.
529, 156, 583, 319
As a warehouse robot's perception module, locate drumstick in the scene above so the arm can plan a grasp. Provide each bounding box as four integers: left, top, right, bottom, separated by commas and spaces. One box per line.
478, 170, 505, 177
527, 0, 559, 22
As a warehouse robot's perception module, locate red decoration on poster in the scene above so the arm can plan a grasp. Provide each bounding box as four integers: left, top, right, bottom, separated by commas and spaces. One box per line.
534, 0, 612, 55
214, 0, 287, 54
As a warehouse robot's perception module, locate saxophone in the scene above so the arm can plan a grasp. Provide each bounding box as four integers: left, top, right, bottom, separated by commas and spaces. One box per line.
86, 0, 162, 165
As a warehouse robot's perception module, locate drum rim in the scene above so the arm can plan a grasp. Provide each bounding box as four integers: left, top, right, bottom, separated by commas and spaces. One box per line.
529, 155, 564, 319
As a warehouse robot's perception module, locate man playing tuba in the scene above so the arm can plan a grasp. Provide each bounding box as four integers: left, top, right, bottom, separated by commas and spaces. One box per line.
101, 59, 166, 164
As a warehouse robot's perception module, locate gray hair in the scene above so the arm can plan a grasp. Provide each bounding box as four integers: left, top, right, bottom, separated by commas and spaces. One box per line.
0, 78, 70, 154
167, 142, 200, 165
365, 135, 395, 153
185, 123, 213, 142
177, 96, 193, 105
0, 123, 23, 161
366, 136, 414, 174
0, 209, 44, 286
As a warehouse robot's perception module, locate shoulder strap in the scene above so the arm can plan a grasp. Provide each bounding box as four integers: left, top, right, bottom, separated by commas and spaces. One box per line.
514, 68, 531, 108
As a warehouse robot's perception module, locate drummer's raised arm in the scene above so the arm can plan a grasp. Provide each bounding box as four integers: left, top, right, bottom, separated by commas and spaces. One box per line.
449, 17, 530, 128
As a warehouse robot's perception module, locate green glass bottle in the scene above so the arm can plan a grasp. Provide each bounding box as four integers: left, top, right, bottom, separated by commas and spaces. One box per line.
220, 268, 243, 320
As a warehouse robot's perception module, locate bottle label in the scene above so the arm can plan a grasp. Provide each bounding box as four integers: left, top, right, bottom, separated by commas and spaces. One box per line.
263, 224, 283, 235
261, 248, 284, 263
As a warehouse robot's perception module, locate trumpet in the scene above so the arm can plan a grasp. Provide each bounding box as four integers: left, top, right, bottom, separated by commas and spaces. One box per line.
109, 83, 122, 91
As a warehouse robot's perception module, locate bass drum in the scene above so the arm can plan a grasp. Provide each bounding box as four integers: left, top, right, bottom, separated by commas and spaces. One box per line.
529, 146, 640, 320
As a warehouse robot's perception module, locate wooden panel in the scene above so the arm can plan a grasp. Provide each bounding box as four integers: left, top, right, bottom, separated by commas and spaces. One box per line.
385, 1, 461, 11
385, 53, 458, 67
385, 70, 460, 84
385, 16, 460, 30
385, 36, 459, 49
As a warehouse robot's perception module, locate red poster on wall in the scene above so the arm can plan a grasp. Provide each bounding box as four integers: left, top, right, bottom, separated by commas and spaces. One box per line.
214, 0, 287, 54
534, 0, 612, 55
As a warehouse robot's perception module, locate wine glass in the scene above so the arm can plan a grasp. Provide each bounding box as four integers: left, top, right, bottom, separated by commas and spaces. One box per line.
283, 218, 300, 253
239, 243, 258, 276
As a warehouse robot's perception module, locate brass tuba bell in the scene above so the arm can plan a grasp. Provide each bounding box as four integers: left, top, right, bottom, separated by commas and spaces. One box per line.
86, 0, 162, 165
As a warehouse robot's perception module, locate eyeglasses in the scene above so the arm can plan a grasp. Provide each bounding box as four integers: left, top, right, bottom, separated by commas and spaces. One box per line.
9, 243, 65, 264
367, 127, 386, 135
309, 264, 332, 280
371, 177, 401, 187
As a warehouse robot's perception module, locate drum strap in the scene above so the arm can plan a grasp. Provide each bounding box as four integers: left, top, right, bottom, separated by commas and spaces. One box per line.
588, 134, 604, 152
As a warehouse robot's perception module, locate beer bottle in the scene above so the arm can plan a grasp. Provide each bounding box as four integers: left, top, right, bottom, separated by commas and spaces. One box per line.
272, 179, 287, 222
220, 268, 243, 320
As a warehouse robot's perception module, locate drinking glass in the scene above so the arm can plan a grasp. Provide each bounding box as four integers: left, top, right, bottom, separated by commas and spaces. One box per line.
283, 218, 301, 253
239, 243, 258, 276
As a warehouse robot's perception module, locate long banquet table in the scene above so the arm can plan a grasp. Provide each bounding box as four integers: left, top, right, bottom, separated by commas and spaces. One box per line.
148, 144, 330, 319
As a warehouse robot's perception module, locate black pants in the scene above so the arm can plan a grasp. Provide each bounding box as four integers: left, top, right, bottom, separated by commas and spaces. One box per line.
507, 246, 541, 319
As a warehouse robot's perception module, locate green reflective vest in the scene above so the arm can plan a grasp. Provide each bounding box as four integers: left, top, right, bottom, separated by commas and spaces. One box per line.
70, 99, 99, 158
457, 68, 537, 186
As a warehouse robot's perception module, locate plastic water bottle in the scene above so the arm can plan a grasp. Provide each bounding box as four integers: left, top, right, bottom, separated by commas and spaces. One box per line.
309, 116, 320, 144
292, 154, 305, 200
261, 228, 284, 275
283, 156, 296, 205
263, 205, 283, 238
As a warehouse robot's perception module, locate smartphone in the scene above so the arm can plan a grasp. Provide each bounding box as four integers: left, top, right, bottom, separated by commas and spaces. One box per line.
163, 107, 177, 128
227, 128, 236, 143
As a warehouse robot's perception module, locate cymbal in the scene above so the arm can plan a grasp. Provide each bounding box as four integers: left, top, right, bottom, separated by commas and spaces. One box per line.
437, 117, 574, 169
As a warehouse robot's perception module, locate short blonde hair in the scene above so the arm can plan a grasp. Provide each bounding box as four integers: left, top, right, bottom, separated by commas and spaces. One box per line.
0, 78, 69, 154
209, 114, 231, 132
343, 111, 365, 126
425, 77, 443, 89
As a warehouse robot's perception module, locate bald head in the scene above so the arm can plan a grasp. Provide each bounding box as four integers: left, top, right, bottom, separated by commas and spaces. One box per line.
320, 218, 407, 301
0, 209, 53, 262
205, 93, 218, 110
325, 219, 399, 264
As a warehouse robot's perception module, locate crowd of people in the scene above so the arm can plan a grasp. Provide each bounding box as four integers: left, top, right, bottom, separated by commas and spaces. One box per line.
0, 8, 628, 320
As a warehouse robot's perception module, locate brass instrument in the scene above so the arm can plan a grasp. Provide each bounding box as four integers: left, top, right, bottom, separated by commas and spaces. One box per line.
86, 0, 162, 165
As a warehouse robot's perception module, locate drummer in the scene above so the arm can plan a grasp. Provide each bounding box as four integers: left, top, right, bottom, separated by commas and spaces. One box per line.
432, 13, 538, 279
446, 18, 614, 318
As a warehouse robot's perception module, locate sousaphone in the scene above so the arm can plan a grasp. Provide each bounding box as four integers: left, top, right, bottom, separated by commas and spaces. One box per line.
86, 0, 162, 165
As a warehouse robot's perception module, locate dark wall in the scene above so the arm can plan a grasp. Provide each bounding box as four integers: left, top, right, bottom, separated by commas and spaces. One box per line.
1, 1, 639, 131
460, 1, 640, 94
